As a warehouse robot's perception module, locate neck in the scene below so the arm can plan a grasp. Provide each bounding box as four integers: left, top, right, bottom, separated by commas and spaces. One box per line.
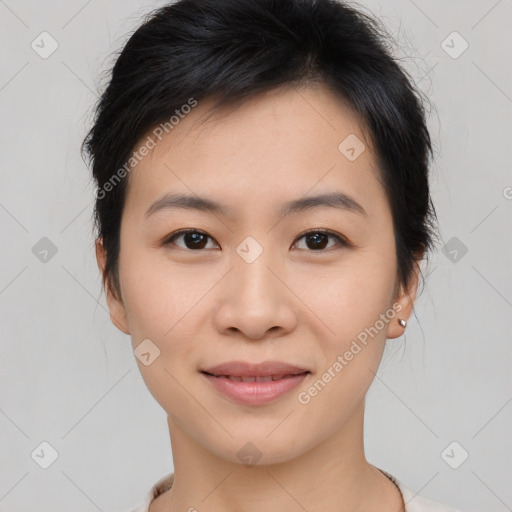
152, 403, 404, 512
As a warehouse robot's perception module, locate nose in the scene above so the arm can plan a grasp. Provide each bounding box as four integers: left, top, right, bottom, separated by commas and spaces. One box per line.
212, 248, 299, 341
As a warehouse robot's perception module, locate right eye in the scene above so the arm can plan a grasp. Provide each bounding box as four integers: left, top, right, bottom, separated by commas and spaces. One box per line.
163, 229, 220, 250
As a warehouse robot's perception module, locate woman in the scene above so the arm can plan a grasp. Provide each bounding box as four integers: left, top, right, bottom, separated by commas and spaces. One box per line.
83, 0, 460, 510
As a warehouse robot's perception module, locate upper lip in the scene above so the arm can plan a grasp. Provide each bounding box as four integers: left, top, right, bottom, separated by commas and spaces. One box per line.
201, 360, 310, 377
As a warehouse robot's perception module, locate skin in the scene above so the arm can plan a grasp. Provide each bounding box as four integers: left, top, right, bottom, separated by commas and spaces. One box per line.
96, 83, 422, 512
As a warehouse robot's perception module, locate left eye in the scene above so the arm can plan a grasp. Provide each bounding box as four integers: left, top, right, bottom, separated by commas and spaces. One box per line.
292, 229, 347, 251
163, 229, 347, 251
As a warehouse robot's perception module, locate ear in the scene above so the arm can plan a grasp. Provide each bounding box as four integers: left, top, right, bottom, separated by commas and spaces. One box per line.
386, 251, 424, 340
95, 238, 131, 335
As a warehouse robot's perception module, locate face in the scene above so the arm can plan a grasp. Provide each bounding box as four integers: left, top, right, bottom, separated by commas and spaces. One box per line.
97, 84, 419, 465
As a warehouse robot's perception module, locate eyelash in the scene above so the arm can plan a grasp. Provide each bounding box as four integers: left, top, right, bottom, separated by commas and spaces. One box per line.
162, 228, 349, 252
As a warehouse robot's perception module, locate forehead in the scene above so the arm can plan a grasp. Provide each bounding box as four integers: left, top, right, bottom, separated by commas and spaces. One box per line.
124, 84, 386, 221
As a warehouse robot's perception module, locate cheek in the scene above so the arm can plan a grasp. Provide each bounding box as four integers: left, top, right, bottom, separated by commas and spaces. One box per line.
119, 250, 216, 404
293, 265, 396, 431
119, 254, 205, 409
119, 246, 203, 340
299, 254, 397, 344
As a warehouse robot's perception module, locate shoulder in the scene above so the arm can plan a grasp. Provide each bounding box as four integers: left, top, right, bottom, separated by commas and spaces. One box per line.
129, 473, 175, 512
382, 470, 461, 512
400, 487, 461, 512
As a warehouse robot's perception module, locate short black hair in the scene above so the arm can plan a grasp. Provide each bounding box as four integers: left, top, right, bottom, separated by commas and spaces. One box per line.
82, 0, 439, 303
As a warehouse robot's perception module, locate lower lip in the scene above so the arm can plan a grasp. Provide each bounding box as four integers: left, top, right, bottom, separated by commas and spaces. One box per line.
202, 372, 309, 405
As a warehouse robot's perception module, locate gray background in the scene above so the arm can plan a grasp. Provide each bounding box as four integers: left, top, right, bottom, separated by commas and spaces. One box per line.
0, 0, 511, 511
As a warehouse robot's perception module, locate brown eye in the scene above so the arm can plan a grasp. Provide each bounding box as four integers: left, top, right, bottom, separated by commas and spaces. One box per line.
164, 229, 218, 250
163, 228, 348, 252
292, 230, 347, 251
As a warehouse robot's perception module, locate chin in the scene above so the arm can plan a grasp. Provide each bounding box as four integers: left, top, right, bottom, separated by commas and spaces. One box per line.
201, 429, 312, 467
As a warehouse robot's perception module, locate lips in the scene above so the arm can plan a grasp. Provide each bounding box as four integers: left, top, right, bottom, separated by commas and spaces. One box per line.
200, 360, 311, 405
201, 361, 311, 405
200, 360, 310, 379
210, 374, 304, 382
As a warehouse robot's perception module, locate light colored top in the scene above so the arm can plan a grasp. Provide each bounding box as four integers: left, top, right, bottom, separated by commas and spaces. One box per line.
130, 468, 461, 512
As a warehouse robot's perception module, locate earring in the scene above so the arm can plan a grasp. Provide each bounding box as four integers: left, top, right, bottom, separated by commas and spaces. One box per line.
398, 318, 407, 328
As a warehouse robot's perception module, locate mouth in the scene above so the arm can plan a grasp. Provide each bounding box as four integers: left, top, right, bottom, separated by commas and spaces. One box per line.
200, 362, 311, 405
200, 360, 310, 378
201, 371, 310, 382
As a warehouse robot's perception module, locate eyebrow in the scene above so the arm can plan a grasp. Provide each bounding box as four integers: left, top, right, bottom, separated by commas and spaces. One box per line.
144, 191, 367, 219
